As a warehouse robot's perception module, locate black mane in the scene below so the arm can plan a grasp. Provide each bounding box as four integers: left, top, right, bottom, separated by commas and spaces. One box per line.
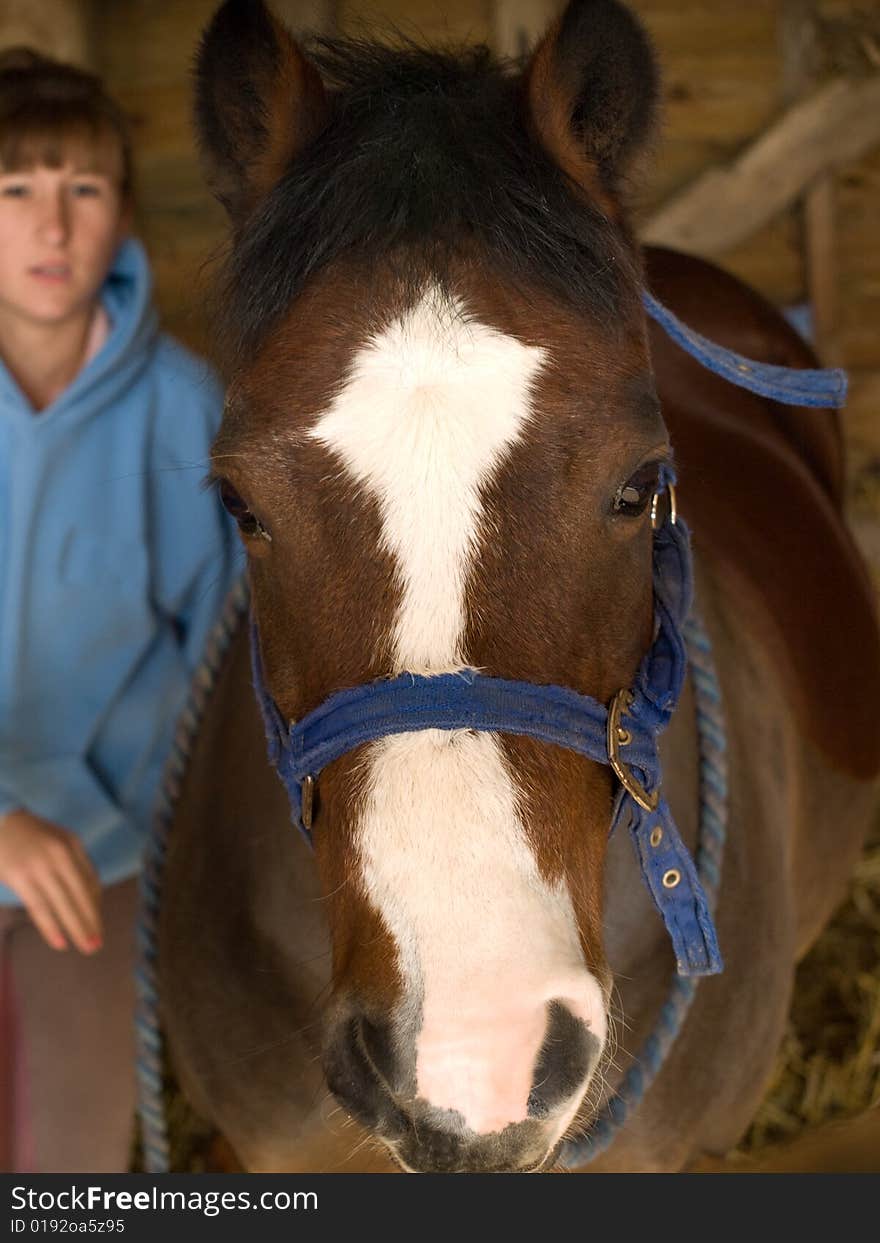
215, 36, 639, 363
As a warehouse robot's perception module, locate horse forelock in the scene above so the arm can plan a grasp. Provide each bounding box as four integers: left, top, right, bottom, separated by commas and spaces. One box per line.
208, 35, 639, 369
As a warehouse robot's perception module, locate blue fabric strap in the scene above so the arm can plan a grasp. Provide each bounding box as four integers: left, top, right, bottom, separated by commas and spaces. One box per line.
617, 796, 721, 975
249, 290, 843, 982
249, 482, 723, 978
642, 290, 847, 408
290, 674, 620, 777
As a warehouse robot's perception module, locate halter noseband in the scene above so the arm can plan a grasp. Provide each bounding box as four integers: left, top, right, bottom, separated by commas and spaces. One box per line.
248, 293, 847, 980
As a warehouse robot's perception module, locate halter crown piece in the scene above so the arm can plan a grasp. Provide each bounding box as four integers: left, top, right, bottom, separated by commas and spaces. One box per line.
247, 295, 847, 979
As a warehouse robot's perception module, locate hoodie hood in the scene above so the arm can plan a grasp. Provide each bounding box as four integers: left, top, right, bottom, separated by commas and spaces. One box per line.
0, 237, 159, 431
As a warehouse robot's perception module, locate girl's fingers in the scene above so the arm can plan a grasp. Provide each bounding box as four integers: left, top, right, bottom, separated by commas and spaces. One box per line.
64, 832, 101, 898
56, 850, 104, 949
0, 817, 102, 953
38, 864, 101, 954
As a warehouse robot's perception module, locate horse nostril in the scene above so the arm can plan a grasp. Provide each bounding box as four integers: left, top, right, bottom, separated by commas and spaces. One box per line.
323, 1012, 407, 1140
527, 1000, 600, 1119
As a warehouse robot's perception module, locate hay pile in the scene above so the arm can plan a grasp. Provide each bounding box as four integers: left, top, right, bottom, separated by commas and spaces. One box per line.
737, 811, 880, 1155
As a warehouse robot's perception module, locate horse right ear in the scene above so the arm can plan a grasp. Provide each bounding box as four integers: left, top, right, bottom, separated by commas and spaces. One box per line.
195, 0, 328, 224
525, 0, 658, 205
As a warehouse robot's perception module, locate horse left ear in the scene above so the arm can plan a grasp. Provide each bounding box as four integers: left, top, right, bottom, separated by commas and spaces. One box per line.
525, 0, 659, 202
195, 0, 328, 224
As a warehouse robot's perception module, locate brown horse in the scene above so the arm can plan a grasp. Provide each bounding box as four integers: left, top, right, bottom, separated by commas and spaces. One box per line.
157, 0, 880, 1173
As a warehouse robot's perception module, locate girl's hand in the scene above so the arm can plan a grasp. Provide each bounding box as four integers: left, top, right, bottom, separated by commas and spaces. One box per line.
0, 808, 103, 953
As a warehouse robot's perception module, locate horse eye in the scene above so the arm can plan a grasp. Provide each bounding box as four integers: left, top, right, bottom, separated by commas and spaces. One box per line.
613, 463, 661, 517
218, 479, 271, 542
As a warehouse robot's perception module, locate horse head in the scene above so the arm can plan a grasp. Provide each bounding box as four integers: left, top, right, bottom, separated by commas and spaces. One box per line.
196, 0, 669, 1173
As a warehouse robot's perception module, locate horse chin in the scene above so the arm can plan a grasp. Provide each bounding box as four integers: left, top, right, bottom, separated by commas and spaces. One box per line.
381, 1126, 567, 1176
386, 1147, 565, 1176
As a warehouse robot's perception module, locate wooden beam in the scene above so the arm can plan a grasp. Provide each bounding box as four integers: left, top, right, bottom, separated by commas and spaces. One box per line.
272, 0, 337, 36
804, 174, 839, 363
491, 0, 558, 58
780, 2, 839, 365
0, 0, 94, 66
642, 74, 880, 256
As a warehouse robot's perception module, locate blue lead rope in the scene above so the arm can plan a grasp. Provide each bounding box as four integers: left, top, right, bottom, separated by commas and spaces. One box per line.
642, 290, 847, 408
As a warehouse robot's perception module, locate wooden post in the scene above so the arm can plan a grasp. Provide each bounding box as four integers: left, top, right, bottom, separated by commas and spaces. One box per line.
492, 0, 558, 59
803, 173, 840, 365
272, 0, 338, 36
0, 0, 94, 67
641, 77, 880, 260
781, 0, 839, 364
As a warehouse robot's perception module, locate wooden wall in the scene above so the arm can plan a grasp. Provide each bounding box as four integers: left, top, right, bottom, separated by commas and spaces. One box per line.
0, 0, 95, 65
87, 4, 880, 338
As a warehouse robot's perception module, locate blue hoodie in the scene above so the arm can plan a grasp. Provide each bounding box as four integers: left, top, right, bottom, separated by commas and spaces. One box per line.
0, 238, 240, 905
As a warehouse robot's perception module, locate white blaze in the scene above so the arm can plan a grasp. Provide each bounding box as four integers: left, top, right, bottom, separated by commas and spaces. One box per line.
358, 729, 606, 1138
307, 287, 541, 673
308, 288, 605, 1137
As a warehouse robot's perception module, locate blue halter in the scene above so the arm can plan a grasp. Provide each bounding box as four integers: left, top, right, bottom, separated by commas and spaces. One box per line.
248, 292, 847, 980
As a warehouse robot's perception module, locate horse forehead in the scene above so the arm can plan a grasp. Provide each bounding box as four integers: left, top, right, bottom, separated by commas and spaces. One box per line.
303, 287, 548, 675
302, 290, 550, 538
306, 288, 548, 460
241, 261, 652, 450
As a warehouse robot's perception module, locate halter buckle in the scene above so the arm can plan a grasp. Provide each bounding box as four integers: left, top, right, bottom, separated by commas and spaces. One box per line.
607, 689, 660, 812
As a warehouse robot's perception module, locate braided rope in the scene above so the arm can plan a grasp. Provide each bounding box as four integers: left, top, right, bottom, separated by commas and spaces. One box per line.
135, 597, 726, 1174
562, 608, 728, 1166
135, 575, 250, 1174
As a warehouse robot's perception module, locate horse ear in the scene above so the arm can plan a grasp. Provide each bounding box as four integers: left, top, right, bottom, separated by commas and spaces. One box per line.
525, 0, 659, 201
195, 0, 328, 223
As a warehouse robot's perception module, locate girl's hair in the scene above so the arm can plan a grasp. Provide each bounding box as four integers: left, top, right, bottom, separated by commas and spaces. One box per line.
0, 47, 133, 198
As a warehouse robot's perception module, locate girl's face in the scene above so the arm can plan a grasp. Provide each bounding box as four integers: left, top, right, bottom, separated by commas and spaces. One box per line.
0, 159, 129, 330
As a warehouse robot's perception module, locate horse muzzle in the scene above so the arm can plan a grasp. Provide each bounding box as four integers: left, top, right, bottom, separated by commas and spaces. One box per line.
322, 1000, 602, 1173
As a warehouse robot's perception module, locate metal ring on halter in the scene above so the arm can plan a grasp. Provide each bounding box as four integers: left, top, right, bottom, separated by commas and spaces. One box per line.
651, 482, 677, 530
606, 688, 660, 812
